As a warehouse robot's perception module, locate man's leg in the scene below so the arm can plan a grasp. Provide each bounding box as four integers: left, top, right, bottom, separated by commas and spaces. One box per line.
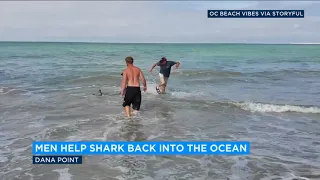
157, 73, 165, 94
161, 77, 168, 94
132, 88, 141, 115
122, 88, 132, 117
159, 74, 168, 94
159, 84, 165, 93
124, 106, 131, 117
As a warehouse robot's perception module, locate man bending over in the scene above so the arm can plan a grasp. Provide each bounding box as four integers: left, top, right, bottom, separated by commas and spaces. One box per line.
149, 57, 180, 94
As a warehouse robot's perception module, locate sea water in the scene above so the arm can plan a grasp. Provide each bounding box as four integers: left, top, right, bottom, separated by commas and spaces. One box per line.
0, 42, 320, 180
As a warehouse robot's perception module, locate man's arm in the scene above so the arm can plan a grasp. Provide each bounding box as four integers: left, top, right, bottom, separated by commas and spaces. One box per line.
121, 70, 127, 96
173, 61, 180, 69
149, 63, 158, 72
139, 69, 147, 91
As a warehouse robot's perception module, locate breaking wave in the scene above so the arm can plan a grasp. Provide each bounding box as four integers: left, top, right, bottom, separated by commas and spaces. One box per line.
174, 69, 320, 78
173, 70, 243, 77
231, 102, 320, 114
171, 97, 320, 114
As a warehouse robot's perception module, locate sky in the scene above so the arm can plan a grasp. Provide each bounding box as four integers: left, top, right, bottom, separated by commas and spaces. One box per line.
0, 1, 319, 43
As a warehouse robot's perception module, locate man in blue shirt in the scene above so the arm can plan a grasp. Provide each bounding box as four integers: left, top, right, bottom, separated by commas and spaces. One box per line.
149, 57, 180, 94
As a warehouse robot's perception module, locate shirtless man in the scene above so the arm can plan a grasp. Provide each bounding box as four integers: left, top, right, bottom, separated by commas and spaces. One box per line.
121, 56, 147, 117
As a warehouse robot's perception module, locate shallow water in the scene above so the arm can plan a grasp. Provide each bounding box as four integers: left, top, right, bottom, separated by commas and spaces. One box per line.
0, 42, 320, 180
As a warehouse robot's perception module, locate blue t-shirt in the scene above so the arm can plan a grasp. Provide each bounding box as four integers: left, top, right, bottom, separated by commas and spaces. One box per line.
156, 61, 176, 77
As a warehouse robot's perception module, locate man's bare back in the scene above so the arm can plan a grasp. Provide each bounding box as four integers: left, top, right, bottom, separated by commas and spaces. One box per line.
123, 66, 144, 87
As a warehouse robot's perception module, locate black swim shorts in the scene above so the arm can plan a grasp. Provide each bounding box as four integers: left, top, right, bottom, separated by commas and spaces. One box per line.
122, 86, 141, 110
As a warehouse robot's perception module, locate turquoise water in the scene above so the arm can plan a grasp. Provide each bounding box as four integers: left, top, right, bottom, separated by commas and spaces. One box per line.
0, 42, 320, 180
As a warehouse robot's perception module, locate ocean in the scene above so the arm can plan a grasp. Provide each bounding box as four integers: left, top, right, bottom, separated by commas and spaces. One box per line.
0, 42, 319, 180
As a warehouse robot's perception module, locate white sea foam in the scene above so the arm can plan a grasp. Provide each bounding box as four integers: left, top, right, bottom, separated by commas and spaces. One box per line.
144, 82, 159, 95
64, 86, 82, 91
233, 102, 320, 114
170, 91, 195, 98
145, 82, 205, 98
259, 173, 310, 180
0, 88, 17, 95
53, 168, 72, 180
147, 132, 165, 140
115, 175, 126, 180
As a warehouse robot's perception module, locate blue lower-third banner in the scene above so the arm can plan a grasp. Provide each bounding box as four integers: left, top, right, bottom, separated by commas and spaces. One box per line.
32, 141, 250, 155
33, 156, 83, 164
208, 10, 304, 18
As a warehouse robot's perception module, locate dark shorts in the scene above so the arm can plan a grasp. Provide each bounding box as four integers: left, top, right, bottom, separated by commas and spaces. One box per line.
122, 86, 141, 110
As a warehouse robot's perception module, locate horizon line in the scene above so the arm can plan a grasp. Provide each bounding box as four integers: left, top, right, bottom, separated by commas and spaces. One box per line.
1, 40, 320, 45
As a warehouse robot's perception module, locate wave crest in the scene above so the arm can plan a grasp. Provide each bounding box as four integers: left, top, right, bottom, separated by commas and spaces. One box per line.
174, 70, 243, 77
169, 97, 320, 114
232, 102, 320, 114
